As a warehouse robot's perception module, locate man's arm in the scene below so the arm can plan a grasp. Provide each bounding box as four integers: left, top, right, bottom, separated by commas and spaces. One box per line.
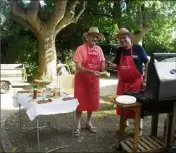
143, 61, 149, 83
109, 63, 118, 69
140, 46, 149, 83
109, 49, 120, 69
100, 61, 106, 72
99, 47, 106, 72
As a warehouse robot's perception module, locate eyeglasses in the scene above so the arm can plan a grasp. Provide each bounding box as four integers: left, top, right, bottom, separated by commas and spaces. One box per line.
88, 34, 99, 39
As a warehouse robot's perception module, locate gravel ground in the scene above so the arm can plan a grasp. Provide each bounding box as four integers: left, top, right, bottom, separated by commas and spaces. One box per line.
5, 83, 168, 153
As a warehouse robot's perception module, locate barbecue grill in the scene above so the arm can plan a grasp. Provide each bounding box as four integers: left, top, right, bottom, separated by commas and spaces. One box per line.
145, 53, 176, 102
126, 53, 176, 116
123, 53, 176, 152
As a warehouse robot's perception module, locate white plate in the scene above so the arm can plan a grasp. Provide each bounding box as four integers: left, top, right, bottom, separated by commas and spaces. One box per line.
116, 95, 136, 104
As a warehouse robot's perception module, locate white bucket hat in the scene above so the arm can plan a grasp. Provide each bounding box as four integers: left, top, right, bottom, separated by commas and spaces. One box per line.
83, 27, 104, 39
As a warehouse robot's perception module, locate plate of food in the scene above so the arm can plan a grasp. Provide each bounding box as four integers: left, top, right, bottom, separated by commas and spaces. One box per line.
116, 95, 136, 104
37, 98, 52, 104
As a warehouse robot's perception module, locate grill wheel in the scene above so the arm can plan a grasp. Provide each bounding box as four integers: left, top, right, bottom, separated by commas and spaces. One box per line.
0, 81, 10, 94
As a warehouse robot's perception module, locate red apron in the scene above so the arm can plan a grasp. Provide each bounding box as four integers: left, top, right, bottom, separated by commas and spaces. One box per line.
116, 45, 143, 119
74, 43, 101, 111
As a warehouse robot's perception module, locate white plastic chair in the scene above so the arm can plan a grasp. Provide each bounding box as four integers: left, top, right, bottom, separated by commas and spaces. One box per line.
57, 63, 71, 75
59, 74, 75, 95
55, 63, 74, 95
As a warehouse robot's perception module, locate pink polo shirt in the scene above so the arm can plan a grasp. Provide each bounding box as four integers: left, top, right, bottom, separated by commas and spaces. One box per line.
73, 43, 105, 64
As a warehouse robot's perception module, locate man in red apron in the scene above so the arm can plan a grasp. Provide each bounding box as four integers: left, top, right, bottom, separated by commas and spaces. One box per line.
108, 28, 149, 133
73, 27, 106, 137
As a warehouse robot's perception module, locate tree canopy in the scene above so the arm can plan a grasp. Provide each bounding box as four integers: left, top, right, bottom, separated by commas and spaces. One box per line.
1, 0, 176, 78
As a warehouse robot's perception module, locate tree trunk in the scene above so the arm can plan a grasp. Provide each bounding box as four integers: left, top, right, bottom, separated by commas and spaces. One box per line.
113, 0, 121, 28
38, 31, 57, 78
9, 0, 86, 79
132, 26, 151, 45
132, 34, 143, 45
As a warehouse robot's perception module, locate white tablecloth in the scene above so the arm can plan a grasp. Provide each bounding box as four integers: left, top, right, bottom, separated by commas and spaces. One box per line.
13, 93, 79, 121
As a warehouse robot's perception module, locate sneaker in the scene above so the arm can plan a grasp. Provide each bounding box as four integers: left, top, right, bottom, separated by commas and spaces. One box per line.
139, 129, 143, 136
126, 119, 144, 130
125, 126, 133, 136
125, 126, 143, 137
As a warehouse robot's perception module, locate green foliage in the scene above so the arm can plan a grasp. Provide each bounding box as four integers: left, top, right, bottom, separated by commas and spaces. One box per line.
5, 35, 38, 76
2, 0, 176, 78
1, 2, 39, 77
81, 0, 176, 54
144, 23, 174, 55
55, 0, 176, 67
80, 0, 118, 44
143, 1, 176, 54
38, 0, 55, 21
56, 44, 76, 74
21, 0, 54, 21
87, 17, 118, 44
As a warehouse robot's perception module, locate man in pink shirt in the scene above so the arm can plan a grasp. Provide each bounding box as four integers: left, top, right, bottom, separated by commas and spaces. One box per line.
73, 27, 106, 137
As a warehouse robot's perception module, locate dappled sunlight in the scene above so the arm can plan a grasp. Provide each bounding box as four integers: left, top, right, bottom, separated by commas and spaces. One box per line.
1, 109, 18, 125
1, 91, 19, 111
100, 84, 116, 97
99, 102, 115, 111
96, 110, 116, 118
99, 77, 117, 98
100, 99, 111, 103
5, 110, 119, 152
99, 78, 118, 88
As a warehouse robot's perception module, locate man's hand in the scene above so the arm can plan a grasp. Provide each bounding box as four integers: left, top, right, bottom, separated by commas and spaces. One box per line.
92, 71, 110, 78
106, 61, 117, 69
75, 62, 109, 77
91, 71, 102, 77
76, 63, 101, 76
104, 61, 110, 70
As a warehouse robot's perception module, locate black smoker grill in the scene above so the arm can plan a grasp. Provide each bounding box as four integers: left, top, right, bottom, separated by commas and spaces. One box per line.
126, 53, 176, 117
124, 53, 176, 152
145, 53, 176, 102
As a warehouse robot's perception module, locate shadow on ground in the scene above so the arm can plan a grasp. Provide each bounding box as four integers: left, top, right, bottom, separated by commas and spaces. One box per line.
5, 101, 167, 153
5, 102, 118, 152
3, 83, 168, 153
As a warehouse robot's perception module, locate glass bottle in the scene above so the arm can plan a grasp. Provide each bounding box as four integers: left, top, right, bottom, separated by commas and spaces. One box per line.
32, 85, 38, 100
54, 87, 60, 98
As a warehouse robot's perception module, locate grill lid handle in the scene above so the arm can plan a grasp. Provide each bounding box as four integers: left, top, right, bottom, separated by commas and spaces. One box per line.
151, 53, 176, 62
